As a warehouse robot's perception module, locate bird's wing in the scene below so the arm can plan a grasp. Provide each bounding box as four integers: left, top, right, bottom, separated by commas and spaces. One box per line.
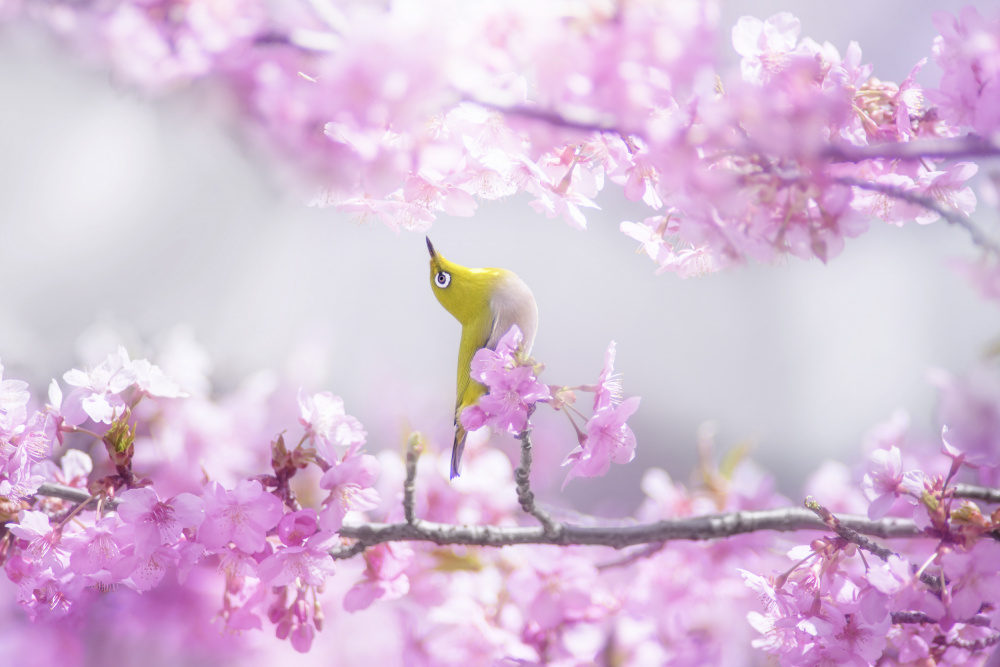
485, 273, 538, 355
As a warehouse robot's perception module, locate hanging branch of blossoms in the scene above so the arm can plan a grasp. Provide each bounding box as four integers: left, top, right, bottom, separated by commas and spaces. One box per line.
5, 2, 1000, 277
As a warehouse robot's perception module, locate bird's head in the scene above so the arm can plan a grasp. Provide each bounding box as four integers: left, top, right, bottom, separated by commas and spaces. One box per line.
427, 237, 504, 325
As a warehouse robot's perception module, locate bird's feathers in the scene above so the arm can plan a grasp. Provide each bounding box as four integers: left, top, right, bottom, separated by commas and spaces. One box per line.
427, 239, 537, 478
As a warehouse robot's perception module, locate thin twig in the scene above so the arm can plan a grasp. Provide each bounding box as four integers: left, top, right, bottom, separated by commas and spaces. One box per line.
806, 498, 896, 560
835, 175, 1000, 256
514, 424, 563, 538
806, 498, 943, 591
890, 611, 992, 626
329, 540, 368, 561
403, 433, 423, 526
463, 98, 622, 136
946, 633, 1000, 652
35, 483, 121, 510
824, 136, 1000, 163
597, 541, 666, 570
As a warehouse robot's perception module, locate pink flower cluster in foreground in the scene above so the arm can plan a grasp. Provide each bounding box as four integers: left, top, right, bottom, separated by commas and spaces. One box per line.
0, 338, 998, 664
458, 327, 641, 487
3, 2, 994, 275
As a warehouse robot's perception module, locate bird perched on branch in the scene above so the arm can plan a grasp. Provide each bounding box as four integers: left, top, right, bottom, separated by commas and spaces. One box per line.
426, 238, 538, 478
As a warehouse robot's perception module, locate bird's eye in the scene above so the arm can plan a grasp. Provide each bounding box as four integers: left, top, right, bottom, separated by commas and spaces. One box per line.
435, 271, 451, 288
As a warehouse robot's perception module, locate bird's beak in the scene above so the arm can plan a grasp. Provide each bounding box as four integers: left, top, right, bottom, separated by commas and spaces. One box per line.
426, 237, 437, 258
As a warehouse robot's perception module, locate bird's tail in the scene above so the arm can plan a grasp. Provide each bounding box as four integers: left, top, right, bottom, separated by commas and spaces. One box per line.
450, 425, 467, 479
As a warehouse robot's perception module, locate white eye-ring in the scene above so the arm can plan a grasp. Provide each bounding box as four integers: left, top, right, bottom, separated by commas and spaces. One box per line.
435, 271, 451, 288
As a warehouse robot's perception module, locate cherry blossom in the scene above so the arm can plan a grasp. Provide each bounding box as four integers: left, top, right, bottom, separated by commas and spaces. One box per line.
116, 487, 204, 558
257, 531, 338, 587
342, 542, 413, 612
931, 6, 1000, 134
0, 360, 29, 434
197, 479, 283, 553
562, 396, 641, 486
298, 390, 367, 462
317, 453, 380, 532
61, 347, 136, 424
461, 326, 551, 435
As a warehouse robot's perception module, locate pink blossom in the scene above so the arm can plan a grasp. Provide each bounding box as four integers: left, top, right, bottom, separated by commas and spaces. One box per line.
37, 448, 92, 490
117, 487, 205, 558
43, 378, 85, 438
0, 359, 29, 434
562, 396, 640, 486
65, 516, 128, 575
461, 365, 551, 435
62, 347, 136, 424
941, 541, 1000, 619
217, 544, 259, 586
7, 510, 67, 571
257, 531, 338, 587
930, 364, 1000, 485
343, 542, 414, 612
0, 420, 49, 503
931, 7, 1000, 134
591, 341, 623, 412
866, 554, 914, 598
507, 547, 606, 634
913, 162, 978, 223
860, 446, 903, 519
461, 326, 551, 435
809, 608, 891, 665
124, 355, 185, 399
114, 544, 181, 592
732, 13, 802, 84
197, 480, 283, 554
318, 453, 381, 532
298, 390, 367, 462
277, 509, 319, 547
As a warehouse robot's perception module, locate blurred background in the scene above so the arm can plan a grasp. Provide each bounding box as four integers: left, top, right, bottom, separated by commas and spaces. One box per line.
0, 0, 998, 513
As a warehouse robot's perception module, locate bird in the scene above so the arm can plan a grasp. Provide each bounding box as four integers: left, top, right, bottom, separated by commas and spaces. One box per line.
426, 237, 538, 479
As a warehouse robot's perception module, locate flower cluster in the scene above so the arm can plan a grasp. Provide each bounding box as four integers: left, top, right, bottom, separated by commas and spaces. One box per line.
747, 459, 1000, 665
3, 3, 994, 274
560, 341, 641, 487
457, 328, 642, 488
0, 346, 382, 653
459, 325, 551, 436
931, 7, 1000, 136
0, 329, 998, 664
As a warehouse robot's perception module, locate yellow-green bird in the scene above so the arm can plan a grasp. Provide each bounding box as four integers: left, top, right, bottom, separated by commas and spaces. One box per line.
426, 238, 538, 479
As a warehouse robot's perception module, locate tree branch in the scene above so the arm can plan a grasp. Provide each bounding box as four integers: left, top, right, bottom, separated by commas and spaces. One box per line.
337, 507, 920, 553
806, 499, 943, 591
806, 498, 895, 561
834, 175, 1000, 256
953, 483, 1000, 504
824, 135, 1000, 163
35, 483, 121, 509
403, 433, 422, 526
32, 480, 1000, 558
514, 423, 563, 537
